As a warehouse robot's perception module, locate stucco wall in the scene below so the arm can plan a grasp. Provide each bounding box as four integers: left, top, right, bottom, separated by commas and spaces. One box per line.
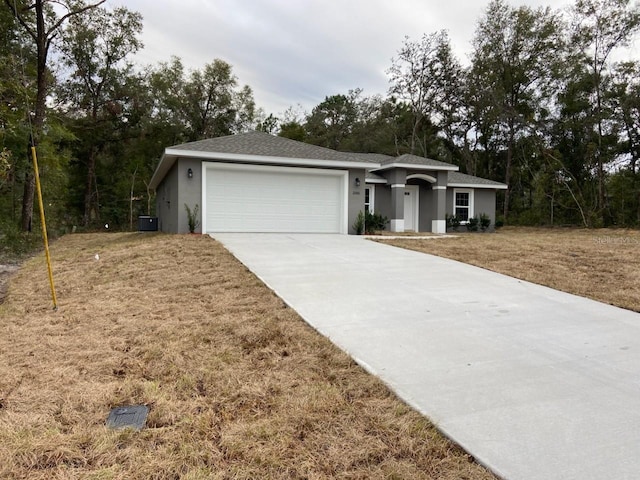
417, 184, 434, 232
446, 188, 498, 231
446, 188, 453, 217
155, 162, 179, 233
158, 159, 359, 234
155, 158, 203, 234
372, 184, 391, 223
179, 158, 203, 234
371, 182, 437, 233
475, 189, 497, 227
348, 169, 366, 234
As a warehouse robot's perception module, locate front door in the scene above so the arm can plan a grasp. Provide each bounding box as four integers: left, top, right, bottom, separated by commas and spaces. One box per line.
404, 185, 419, 231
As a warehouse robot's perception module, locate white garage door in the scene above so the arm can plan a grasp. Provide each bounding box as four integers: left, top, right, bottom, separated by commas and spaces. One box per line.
204, 163, 347, 233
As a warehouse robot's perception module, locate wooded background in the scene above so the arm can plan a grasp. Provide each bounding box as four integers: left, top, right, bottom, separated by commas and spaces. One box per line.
1, 0, 639, 243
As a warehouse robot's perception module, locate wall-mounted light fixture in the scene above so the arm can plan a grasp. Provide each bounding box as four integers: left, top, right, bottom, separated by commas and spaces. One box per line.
187, 167, 193, 179
355, 177, 361, 187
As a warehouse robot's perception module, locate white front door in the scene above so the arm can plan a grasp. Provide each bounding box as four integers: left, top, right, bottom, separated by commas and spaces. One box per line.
403, 185, 419, 231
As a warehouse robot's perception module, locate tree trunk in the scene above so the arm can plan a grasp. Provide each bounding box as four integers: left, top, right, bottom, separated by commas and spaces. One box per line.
82, 148, 97, 226
503, 126, 514, 221
7, 0, 107, 231
594, 60, 606, 225
410, 113, 423, 155
20, 0, 48, 232
20, 172, 35, 231
129, 167, 137, 231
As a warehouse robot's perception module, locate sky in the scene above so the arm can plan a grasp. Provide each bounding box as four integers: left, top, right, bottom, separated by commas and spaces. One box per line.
117, 0, 576, 117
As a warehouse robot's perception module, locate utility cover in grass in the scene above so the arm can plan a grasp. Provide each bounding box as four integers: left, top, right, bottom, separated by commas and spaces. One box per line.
106, 405, 149, 430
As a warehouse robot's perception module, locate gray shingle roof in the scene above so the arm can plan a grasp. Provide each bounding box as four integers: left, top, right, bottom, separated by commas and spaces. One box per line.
151, 131, 505, 191
365, 171, 387, 182
169, 131, 369, 163
349, 153, 395, 164
384, 154, 458, 169
448, 171, 508, 188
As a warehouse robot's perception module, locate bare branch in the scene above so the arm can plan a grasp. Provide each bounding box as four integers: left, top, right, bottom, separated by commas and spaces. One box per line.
47, 0, 107, 38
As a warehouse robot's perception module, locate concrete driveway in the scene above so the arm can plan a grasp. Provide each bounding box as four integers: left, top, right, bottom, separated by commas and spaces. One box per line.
214, 233, 640, 480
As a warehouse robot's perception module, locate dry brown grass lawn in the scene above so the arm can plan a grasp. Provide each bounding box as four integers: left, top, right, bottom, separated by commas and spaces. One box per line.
0, 233, 495, 479
382, 227, 640, 313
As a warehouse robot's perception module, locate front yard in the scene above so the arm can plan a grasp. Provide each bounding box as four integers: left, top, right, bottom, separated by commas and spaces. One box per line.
0, 233, 494, 479
381, 227, 640, 313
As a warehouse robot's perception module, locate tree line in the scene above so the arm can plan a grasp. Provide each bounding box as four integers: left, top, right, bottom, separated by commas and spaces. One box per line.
274, 0, 640, 227
1, 0, 639, 242
1, 0, 256, 238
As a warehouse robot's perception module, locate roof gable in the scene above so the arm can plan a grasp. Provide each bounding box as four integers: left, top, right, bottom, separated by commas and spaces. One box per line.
374, 153, 458, 172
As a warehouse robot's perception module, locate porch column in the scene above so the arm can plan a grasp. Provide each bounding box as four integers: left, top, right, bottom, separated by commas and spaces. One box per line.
388, 168, 407, 232
390, 183, 405, 232
431, 171, 448, 233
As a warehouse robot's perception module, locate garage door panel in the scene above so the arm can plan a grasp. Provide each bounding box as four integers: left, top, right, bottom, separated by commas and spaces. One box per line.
205, 164, 346, 233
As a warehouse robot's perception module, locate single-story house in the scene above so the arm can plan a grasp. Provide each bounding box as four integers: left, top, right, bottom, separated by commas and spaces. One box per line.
149, 131, 507, 235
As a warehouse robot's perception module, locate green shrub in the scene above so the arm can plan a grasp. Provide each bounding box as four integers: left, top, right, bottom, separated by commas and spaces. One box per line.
479, 213, 491, 232
0, 221, 43, 261
446, 213, 460, 232
184, 204, 200, 233
353, 211, 365, 235
364, 211, 388, 234
466, 215, 479, 232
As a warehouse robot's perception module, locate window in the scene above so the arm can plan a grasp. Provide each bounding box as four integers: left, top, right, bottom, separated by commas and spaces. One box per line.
365, 186, 375, 213
454, 189, 473, 222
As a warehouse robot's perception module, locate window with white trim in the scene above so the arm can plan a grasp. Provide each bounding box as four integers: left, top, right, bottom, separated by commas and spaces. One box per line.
454, 188, 473, 223
365, 186, 375, 213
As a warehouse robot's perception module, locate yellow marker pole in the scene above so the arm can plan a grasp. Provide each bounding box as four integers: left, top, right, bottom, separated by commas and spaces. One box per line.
31, 146, 58, 310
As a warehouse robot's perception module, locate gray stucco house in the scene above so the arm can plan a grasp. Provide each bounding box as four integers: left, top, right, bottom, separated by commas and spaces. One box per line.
149, 131, 507, 235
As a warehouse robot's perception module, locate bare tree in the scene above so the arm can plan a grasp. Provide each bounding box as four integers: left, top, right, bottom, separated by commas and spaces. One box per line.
571, 0, 640, 223
388, 31, 460, 157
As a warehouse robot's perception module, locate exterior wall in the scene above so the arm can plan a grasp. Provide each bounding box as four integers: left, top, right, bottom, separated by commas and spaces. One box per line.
179, 158, 203, 233
404, 170, 449, 233
159, 158, 359, 234
372, 184, 391, 224
417, 183, 434, 232
386, 168, 407, 185
446, 188, 498, 231
155, 163, 180, 233
159, 158, 507, 235
385, 168, 407, 232
155, 158, 203, 234
475, 189, 497, 227
348, 169, 366, 234
432, 171, 448, 233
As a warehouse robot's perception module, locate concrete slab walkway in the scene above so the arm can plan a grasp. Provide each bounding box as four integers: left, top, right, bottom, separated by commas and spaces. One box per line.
213, 233, 640, 480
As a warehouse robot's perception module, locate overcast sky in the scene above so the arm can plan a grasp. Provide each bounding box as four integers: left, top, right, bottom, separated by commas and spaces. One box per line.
117, 0, 576, 117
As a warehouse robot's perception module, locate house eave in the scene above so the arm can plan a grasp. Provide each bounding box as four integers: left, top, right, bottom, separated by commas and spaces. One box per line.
168, 148, 379, 169
149, 152, 177, 190
149, 149, 380, 189
373, 162, 459, 172
448, 182, 508, 190
365, 178, 388, 184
